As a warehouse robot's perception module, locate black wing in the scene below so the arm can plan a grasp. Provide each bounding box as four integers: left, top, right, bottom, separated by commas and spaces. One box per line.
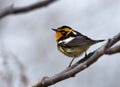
58, 35, 95, 47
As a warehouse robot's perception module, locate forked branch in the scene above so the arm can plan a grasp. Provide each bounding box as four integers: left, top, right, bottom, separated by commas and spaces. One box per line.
31, 33, 120, 87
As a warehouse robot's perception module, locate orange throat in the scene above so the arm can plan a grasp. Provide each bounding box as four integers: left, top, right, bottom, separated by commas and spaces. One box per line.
55, 32, 63, 42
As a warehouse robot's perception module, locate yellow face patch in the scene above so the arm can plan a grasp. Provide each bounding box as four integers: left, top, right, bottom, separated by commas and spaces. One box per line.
58, 27, 73, 36
66, 29, 72, 36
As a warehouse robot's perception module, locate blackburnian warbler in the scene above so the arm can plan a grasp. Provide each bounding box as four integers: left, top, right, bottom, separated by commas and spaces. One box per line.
52, 26, 104, 67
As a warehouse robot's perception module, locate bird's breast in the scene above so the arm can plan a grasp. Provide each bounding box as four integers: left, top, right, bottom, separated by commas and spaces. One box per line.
57, 45, 90, 58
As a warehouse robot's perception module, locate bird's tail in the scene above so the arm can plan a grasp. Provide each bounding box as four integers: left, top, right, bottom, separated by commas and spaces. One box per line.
94, 39, 105, 43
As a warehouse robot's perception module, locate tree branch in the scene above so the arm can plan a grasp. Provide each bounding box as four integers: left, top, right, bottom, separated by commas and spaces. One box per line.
30, 33, 120, 87
0, 0, 57, 19
105, 45, 120, 55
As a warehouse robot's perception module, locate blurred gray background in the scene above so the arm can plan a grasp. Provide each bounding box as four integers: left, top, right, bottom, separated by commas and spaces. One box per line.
0, 0, 120, 87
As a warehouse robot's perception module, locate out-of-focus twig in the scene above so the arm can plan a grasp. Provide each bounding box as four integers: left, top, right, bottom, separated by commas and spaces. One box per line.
0, 50, 28, 87
0, 0, 57, 19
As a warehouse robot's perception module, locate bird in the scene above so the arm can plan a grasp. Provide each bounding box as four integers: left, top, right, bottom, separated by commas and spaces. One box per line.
52, 25, 104, 67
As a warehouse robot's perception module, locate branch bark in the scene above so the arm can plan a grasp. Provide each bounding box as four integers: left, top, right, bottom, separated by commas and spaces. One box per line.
0, 0, 57, 19
31, 32, 120, 87
105, 45, 120, 55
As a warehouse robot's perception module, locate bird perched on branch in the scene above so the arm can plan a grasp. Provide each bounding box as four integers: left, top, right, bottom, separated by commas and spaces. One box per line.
52, 26, 104, 67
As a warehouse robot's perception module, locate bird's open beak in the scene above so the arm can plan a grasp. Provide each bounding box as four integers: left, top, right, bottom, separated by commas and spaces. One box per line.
52, 28, 57, 31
